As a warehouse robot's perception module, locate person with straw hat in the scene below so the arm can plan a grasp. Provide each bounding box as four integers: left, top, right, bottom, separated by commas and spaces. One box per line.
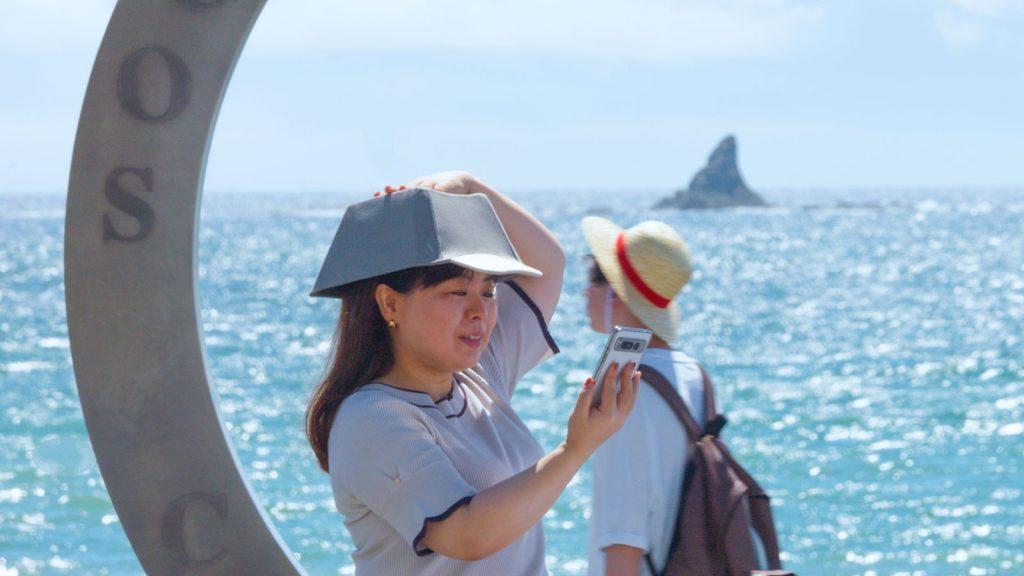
580, 216, 705, 576
306, 171, 640, 575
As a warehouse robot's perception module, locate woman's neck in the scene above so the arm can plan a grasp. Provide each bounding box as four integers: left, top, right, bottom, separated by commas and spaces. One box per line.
379, 355, 454, 402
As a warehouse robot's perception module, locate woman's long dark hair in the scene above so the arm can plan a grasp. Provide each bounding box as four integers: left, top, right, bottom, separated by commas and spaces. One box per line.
306, 263, 469, 472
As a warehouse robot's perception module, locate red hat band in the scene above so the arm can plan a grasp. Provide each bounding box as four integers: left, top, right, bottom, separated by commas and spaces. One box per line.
615, 233, 671, 309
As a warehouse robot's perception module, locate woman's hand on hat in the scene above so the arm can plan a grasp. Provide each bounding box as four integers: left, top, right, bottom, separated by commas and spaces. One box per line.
564, 362, 640, 458
374, 170, 478, 198
408, 171, 476, 195
373, 184, 407, 198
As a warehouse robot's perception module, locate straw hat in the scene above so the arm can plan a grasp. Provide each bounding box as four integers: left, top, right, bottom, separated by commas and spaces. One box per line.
581, 216, 692, 342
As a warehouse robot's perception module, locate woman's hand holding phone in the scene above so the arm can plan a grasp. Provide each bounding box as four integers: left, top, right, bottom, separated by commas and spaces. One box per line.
564, 361, 640, 458
421, 361, 640, 560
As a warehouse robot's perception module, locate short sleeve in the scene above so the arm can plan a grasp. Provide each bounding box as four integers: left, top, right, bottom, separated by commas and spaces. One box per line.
479, 281, 560, 397
329, 396, 477, 556
589, 399, 653, 552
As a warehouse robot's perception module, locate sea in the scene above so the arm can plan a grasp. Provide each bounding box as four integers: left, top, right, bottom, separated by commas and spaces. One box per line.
1, 188, 1022, 575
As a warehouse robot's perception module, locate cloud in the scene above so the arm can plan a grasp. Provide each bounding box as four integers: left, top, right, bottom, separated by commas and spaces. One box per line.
934, 0, 1024, 47
248, 0, 824, 61
934, 11, 987, 47
947, 0, 1024, 17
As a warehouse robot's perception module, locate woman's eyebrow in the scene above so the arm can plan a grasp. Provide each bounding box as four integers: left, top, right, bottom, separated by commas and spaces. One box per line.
486, 274, 516, 283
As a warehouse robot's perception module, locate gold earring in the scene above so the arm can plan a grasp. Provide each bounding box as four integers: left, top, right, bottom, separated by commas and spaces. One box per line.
387, 320, 397, 328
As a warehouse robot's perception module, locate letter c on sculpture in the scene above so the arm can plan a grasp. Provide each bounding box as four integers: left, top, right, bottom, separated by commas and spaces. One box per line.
161, 493, 229, 567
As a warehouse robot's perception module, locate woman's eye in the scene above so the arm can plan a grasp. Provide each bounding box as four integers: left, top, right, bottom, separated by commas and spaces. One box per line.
449, 290, 494, 297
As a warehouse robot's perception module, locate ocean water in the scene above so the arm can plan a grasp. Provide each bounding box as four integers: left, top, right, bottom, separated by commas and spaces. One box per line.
1, 188, 1023, 575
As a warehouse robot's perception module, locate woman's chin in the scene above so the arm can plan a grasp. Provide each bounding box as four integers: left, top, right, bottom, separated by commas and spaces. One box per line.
446, 349, 485, 372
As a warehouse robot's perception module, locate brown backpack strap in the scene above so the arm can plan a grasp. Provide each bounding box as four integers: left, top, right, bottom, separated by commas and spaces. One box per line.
638, 364, 703, 442
699, 365, 717, 421
698, 366, 729, 437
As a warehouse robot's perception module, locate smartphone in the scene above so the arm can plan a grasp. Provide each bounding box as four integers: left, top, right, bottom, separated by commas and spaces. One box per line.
591, 326, 652, 407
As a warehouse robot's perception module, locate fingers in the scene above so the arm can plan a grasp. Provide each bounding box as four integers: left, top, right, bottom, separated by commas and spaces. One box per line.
600, 362, 619, 410
574, 377, 595, 413
374, 184, 412, 198
567, 368, 637, 456
569, 377, 595, 428
374, 174, 466, 197
612, 362, 637, 413
617, 369, 641, 415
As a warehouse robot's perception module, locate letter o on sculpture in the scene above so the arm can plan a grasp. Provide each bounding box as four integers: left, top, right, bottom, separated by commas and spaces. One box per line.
116, 47, 192, 123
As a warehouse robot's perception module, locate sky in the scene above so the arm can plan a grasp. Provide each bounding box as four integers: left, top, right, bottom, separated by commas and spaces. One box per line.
1, 0, 1022, 195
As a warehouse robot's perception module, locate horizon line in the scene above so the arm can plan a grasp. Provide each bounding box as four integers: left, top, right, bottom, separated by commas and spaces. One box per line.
3, 185, 1024, 198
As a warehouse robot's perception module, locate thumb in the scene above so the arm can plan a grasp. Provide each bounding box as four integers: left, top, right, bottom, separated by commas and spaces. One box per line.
573, 378, 595, 415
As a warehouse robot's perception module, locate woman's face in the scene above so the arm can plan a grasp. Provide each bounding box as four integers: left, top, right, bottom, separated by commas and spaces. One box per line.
391, 270, 500, 373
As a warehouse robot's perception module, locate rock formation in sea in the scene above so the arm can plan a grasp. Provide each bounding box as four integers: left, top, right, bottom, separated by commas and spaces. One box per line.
656, 135, 767, 209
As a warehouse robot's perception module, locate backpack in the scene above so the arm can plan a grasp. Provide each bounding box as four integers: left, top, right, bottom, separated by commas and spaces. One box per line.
638, 364, 793, 576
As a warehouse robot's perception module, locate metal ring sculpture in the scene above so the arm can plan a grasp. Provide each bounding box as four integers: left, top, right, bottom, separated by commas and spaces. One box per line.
66, 1, 305, 573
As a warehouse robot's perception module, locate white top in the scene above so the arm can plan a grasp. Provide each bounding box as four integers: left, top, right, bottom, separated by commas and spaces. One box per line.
586, 348, 706, 576
328, 281, 558, 576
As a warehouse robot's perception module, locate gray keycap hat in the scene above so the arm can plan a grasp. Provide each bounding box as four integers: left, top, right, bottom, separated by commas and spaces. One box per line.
311, 188, 541, 298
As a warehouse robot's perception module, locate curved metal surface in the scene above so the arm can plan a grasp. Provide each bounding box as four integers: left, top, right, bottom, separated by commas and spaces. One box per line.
65, 1, 306, 573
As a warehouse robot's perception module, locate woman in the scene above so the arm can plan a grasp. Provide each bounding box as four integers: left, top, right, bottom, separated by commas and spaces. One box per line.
306, 171, 639, 575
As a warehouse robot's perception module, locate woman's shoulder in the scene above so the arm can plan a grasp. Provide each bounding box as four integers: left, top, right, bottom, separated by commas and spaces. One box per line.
336, 386, 422, 421
328, 387, 434, 468
332, 386, 431, 437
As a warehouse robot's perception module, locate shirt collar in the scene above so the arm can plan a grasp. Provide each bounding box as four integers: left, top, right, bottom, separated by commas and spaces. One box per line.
364, 379, 467, 418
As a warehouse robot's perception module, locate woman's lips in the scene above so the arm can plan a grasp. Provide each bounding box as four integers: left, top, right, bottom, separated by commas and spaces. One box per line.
458, 334, 484, 348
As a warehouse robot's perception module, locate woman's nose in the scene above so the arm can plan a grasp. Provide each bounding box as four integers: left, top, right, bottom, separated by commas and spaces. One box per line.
466, 294, 485, 319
